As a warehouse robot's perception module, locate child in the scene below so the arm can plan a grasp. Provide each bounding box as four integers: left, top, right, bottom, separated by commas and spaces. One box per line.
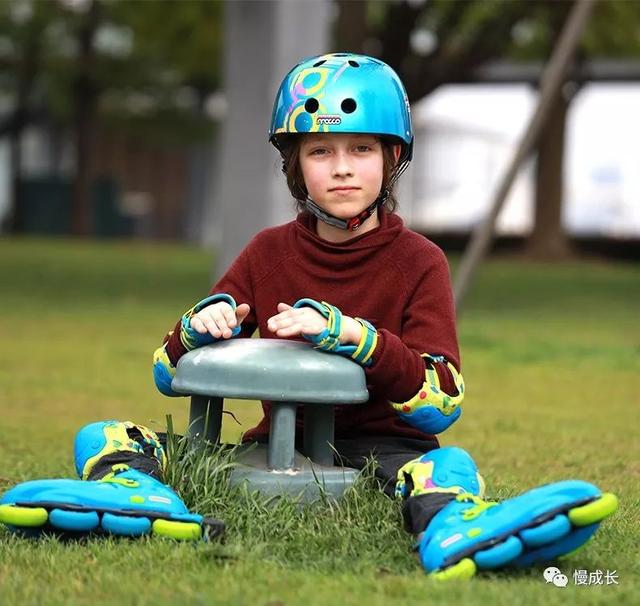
152, 53, 617, 579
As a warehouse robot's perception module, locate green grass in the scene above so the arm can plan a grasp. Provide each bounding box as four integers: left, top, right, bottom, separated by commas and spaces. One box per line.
0, 237, 638, 605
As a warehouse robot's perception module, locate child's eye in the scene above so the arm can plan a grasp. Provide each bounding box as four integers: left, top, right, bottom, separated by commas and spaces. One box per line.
310, 148, 328, 155
355, 145, 372, 152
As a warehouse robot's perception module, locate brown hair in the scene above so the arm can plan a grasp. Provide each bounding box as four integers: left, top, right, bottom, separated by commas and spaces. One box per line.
277, 135, 400, 213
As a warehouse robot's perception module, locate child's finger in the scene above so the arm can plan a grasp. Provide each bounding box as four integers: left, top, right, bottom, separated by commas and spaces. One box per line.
204, 313, 224, 338
190, 316, 208, 334
200, 313, 222, 338
267, 317, 281, 333
221, 304, 237, 328
236, 303, 251, 323
275, 323, 303, 337
277, 302, 293, 312
267, 313, 292, 332
210, 307, 232, 338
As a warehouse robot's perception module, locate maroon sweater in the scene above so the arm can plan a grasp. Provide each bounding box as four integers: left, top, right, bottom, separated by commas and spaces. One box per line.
164, 210, 461, 442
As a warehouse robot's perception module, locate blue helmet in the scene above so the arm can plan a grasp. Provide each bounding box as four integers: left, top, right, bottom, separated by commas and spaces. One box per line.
269, 52, 413, 164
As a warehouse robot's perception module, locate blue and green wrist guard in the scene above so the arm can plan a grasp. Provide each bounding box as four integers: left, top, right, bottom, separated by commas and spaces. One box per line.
293, 298, 378, 367
179, 293, 241, 350
153, 293, 242, 396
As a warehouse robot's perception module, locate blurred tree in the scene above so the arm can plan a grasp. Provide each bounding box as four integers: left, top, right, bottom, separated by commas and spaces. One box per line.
335, 0, 640, 258
0, 1, 53, 233
0, 0, 223, 236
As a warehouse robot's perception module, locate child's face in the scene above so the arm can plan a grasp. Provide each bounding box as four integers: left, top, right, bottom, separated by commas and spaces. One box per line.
298, 133, 384, 219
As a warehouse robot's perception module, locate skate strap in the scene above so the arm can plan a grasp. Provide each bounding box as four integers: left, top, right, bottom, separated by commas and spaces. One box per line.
100, 464, 140, 488
456, 493, 498, 521
81, 422, 167, 481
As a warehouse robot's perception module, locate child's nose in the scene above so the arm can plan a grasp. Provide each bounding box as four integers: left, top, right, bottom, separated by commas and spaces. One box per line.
332, 151, 353, 177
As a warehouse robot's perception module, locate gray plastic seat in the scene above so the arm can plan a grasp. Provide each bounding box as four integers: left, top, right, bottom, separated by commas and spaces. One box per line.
171, 339, 369, 500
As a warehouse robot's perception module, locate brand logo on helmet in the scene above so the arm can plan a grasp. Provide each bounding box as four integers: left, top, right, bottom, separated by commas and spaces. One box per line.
316, 114, 342, 125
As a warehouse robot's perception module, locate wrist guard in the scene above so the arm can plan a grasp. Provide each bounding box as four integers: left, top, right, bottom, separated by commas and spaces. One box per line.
154, 293, 243, 396
293, 298, 378, 367
391, 354, 464, 434
180, 293, 242, 351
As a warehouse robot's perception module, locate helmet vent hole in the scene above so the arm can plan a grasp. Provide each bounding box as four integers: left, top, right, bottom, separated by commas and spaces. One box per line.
348, 60, 360, 67
313, 60, 326, 67
304, 98, 319, 113
341, 98, 357, 114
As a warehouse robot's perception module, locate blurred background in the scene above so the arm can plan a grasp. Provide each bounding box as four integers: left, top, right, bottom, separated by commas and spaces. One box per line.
0, 0, 639, 275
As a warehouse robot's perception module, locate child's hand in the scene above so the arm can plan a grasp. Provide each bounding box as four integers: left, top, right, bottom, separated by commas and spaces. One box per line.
190, 302, 250, 339
267, 302, 326, 338
267, 302, 361, 344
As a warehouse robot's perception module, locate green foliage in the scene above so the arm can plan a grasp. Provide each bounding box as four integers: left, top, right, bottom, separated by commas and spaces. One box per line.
109, 0, 223, 93
0, 0, 223, 142
581, 0, 640, 58
414, 0, 640, 60
504, 0, 640, 61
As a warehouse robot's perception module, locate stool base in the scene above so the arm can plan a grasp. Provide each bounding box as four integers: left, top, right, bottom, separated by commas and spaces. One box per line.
230, 445, 359, 502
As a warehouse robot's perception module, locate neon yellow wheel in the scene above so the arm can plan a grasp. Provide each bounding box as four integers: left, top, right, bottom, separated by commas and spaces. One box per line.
431, 558, 477, 581
152, 519, 202, 541
0, 504, 48, 528
568, 493, 618, 527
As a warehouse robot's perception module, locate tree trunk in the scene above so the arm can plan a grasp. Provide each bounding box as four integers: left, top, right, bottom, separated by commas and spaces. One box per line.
1, 16, 43, 234
526, 85, 574, 260
71, 0, 100, 237
335, 1, 367, 53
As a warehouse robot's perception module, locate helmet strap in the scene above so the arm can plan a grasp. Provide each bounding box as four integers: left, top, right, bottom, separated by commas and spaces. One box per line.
302, 158, 411, 232
304, 191, 388, 232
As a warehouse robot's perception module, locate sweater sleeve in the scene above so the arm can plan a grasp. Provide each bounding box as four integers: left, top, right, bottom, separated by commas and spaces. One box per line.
364, 246, 461, 403
164, 245, 258, 365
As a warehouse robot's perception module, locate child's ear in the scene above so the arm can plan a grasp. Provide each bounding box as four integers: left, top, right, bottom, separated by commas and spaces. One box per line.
393, 145, 401, 163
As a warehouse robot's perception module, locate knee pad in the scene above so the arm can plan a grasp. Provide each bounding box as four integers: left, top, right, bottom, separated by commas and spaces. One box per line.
396, 446, 485, 499
74, 421, 167, 481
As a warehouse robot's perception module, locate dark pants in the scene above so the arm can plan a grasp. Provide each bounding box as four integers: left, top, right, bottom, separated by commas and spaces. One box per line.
334, 436, 457, 535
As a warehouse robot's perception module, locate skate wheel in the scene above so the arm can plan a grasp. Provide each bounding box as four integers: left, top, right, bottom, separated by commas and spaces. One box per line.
474, 535, 523, 569
431, 558, 476, 581
0, 504, 48, 528
49, 508, 100, 532
519, 514, 571, 547
102, 513, 151, 536
152, 519, 202, 541
568, 493, 618, 526
514, 523, 599, 567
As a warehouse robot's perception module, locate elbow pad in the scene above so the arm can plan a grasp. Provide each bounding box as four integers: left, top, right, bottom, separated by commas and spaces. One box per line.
153, 343, 180, 397
293, 298, 378, 367
391, 354, 465, 434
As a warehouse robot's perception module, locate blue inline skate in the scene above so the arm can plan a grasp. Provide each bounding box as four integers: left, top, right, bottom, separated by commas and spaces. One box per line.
397, 447, 618, 579
0, 421, 224, 541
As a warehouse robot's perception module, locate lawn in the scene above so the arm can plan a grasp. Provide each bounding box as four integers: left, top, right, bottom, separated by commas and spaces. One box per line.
0, 237, 638, 605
